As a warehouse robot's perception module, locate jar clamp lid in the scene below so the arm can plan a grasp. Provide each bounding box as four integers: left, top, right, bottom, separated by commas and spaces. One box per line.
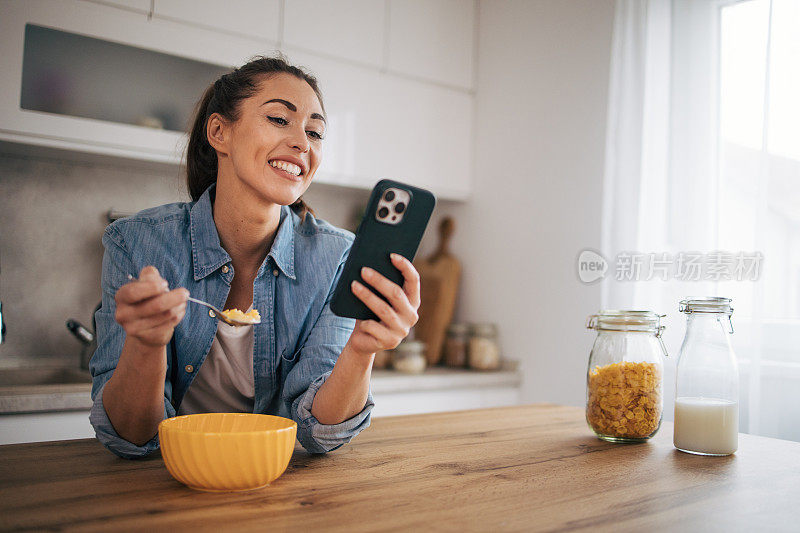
586, 310, 668, 356
679, 296, 734, 333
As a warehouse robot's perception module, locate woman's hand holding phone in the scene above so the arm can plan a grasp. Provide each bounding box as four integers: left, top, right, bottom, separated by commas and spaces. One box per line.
346, 253, 420, 357
114, 266, 189, 348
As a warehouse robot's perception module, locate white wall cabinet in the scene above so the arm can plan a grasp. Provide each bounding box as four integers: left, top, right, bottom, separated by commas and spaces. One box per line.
152, 0, 281, 42
285, 48, 472, 199
283, 0, 385, 69
388, 0, 476, 90
1, 0, 473, 200
0, 0, 269, 164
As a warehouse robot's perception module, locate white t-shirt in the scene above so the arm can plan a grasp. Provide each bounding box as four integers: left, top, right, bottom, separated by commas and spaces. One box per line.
177, 318, 255, 415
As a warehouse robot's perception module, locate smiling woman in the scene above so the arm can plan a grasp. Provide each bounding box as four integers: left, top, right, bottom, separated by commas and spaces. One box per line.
186, 56, 326, 220
89, 55, 422, 459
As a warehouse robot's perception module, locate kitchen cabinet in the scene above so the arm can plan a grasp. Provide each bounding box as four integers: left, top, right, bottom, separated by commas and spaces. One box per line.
285, 48, 473, 199
283, 0, 385, 69
0, 411, 94, 446
0, 0, 264, 164
152, 0, 280, 43
388, 0, 476, 90
1, 0, 473, 200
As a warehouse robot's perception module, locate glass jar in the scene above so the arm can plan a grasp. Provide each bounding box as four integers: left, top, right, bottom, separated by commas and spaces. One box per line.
392, 340, 427, 374
585, 310, 667, 442
674, 297, 739, 456
468, 323, 501, 370
444, 323, 469, 367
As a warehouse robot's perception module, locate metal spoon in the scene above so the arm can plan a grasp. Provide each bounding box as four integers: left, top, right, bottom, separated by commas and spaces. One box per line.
126, 274, 259, 327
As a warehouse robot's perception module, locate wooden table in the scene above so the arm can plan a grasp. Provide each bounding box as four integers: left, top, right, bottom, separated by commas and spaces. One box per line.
1, 404, 798, 532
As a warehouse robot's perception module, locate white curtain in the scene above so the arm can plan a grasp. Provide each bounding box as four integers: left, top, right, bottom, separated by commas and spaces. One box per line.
602, 0, 800, 441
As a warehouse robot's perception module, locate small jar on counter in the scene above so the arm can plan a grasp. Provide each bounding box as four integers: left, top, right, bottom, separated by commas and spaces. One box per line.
468, 323, 501, 370
585, 310, 667, 442
444, 323, 470, 367
392, 340, 427, 374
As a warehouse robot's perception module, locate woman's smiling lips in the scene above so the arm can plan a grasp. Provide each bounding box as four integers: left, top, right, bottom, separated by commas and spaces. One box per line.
268, 156, 307, 182
269, 163, 303, 182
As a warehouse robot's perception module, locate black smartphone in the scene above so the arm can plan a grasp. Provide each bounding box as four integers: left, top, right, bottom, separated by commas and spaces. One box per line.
331, 179, 436, 320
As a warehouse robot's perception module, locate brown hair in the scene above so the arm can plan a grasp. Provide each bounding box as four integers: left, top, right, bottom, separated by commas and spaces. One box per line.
186, 54, 323, 221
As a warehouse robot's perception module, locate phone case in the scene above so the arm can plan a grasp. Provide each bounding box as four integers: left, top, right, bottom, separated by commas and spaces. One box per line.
330, 179, 436, 320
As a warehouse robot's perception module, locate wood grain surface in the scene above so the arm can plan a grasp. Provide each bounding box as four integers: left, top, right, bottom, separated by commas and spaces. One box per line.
414, 216, 461, 366
1, 404, 799, 532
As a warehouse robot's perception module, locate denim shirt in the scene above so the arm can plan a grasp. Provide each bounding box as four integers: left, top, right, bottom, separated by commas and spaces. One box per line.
89, 186, 373, 459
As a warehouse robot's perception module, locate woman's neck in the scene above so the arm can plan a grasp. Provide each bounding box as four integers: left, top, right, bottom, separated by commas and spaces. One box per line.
212, 177, 282, 275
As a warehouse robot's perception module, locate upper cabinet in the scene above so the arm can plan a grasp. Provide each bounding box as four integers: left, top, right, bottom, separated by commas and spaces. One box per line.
152, 0, 280, 43
387, 0, 475, 90
283, 49, 472, 200
0, 0, 267, 164
1, 0, 474, 200
283, 0, 385, 68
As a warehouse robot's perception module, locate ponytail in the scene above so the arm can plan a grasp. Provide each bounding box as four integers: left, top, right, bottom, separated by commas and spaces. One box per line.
186, 83, 218, 202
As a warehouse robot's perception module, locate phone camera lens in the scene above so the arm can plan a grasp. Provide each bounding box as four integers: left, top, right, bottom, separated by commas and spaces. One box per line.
378, 206, 389, 218
384, 190, 396, 202
395, 202, 406, 214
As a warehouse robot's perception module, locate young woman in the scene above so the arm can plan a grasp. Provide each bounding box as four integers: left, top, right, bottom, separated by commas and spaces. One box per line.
89, 56, 420, 459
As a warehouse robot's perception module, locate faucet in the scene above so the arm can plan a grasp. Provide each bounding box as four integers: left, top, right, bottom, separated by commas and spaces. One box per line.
0, 300, 5, 345
66, 319, 95, 371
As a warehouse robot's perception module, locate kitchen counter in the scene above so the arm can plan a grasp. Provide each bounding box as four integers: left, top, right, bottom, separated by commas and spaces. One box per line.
1, 404, 798, 531
0, 364, 521, 415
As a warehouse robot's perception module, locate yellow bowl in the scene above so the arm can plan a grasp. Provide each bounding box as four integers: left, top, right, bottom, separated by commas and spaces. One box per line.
158, 413, 297, 492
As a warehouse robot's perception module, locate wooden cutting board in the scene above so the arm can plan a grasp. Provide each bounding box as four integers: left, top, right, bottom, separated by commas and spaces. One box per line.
413, 217, 461, 366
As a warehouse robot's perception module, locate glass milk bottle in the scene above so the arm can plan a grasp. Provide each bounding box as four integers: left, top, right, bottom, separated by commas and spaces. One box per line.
674, 297, 739, 455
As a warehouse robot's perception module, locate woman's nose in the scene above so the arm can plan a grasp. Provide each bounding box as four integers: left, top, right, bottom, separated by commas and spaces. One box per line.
288, 126, 310, 153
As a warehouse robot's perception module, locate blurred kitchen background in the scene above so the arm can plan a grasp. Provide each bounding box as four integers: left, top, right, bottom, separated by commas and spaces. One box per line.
1, 0, 798, 444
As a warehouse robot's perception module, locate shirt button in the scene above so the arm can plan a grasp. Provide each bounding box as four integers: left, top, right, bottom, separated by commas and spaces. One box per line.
208, 309, 215, 318
273, 269, 279, 277
185, 365, 194, 373
221, 265, 230, 274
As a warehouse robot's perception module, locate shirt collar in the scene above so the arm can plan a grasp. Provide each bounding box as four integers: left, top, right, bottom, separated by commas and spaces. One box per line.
190, 185, 297, 281
267, 205, 297, 280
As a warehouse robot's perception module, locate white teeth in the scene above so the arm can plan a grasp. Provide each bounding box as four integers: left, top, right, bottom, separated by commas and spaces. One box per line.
270, 160, 302, 176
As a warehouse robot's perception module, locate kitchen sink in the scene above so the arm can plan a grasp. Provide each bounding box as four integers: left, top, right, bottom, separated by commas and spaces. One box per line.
0, 367, 92, 387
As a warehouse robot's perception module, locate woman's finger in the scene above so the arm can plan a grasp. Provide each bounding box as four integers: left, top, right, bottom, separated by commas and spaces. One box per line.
359, 267, 417, 323
356, 320, 395, 349
124, 303, 186, 335
390, 253, 421, 309
351, 281, 406, 335
116, 278, 168, 305
116, 288, 189, 323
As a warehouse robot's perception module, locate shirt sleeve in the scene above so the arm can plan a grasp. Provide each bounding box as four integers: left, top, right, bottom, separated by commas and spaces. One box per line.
88, 225, 175, 459
281, 252, 374, 454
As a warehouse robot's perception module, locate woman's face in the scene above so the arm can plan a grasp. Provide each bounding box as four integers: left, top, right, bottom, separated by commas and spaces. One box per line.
212, 73, 326, 206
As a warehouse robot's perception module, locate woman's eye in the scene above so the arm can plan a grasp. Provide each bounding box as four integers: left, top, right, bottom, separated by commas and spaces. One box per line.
307, 130, 324, 140
267, 116, 288, 125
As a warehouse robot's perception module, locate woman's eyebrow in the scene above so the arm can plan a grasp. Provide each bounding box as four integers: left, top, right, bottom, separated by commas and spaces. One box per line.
262, 98, 296, 111
262, 98, 326, 123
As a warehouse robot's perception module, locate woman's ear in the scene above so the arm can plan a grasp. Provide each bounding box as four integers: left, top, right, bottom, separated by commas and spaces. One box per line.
206, 113, 229, 155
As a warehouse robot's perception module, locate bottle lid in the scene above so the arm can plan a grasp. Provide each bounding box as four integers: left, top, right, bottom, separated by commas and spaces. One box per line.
679, 297, 733, 315
586, 310, 665, 334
